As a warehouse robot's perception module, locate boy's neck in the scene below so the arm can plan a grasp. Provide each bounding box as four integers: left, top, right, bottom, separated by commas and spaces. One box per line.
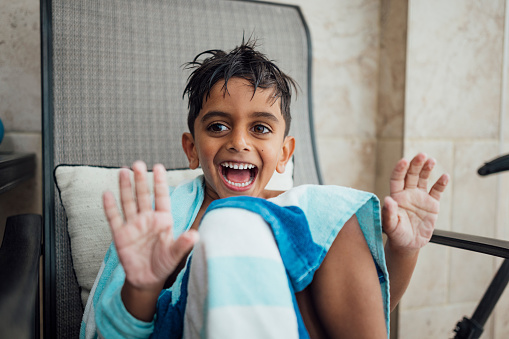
203, 185, 285, 203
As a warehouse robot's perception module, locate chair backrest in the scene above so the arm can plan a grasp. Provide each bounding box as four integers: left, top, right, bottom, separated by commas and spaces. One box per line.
41, 0, 321, 337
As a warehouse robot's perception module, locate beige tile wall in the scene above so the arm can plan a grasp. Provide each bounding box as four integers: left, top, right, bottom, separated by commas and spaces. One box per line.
277, 0, 381, 190
377, 0, 407, 140
399, 301, 494, 338
399, 0, 509, 338
405, 0, 504, 140
375, 0, 408, 204
494, 276, 509, 337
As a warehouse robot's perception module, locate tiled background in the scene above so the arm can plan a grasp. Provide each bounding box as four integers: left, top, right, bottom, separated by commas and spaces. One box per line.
1, 0, 509, 338
401, 0, 509, 338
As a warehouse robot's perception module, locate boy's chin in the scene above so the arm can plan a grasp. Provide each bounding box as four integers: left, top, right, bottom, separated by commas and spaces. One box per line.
207, 179, 267, 199
220, 189, 252, 198
218, 186, 264, 199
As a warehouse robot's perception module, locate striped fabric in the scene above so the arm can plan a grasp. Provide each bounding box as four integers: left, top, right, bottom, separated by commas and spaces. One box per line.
184, 207, 300, 339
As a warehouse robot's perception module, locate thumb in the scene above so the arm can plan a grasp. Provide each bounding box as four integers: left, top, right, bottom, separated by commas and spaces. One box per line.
169, 230, 200, 263
382, 196, 399, 233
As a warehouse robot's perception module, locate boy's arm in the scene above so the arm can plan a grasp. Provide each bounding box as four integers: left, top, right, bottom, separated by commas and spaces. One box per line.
382, 153, 449, 311
94, 261, 156, 338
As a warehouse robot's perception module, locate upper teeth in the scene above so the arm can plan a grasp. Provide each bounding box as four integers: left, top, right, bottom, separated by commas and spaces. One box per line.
221, 162, 255, 170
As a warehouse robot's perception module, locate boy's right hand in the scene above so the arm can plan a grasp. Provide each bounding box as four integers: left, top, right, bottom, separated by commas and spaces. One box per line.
103, 161, 199, 293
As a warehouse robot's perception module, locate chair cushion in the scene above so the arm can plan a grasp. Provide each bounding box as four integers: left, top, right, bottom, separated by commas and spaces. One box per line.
54, 162, 293, 306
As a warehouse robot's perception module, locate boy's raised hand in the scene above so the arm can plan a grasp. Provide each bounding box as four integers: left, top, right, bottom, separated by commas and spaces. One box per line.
382, 153, 449, 252
103, 161, 199, 292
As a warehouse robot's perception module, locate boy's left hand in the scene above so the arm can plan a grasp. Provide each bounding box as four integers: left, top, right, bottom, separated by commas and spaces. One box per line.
382, 153, 450, 252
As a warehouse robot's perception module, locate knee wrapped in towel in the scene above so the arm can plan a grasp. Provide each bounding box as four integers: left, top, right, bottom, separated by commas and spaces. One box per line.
184, 206, 299, 339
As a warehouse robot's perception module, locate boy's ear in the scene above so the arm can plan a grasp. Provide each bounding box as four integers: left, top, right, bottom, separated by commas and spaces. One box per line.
276, 136, 296, 174
182, 132, 200, 169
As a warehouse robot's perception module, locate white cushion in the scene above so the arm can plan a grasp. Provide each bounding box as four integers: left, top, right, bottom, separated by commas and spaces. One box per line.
54, 161, 293, 306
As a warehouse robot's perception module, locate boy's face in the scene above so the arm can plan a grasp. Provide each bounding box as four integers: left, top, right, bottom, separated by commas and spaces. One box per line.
182, 77, 295, 200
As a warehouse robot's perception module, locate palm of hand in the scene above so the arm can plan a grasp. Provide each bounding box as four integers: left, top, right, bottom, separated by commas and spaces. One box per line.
382, 154, 449, 251
113, 209, 177, 289
386, 188, 439, 250
103, 162, 198, 292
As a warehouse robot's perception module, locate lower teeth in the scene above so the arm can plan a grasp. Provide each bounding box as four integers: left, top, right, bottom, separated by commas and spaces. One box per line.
225, 177, 253, 187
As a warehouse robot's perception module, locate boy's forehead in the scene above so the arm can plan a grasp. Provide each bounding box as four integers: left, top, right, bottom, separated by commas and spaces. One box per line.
202, 78, 282, 114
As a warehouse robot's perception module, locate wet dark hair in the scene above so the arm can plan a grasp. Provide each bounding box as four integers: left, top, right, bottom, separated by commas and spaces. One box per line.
182, 39, 297, 137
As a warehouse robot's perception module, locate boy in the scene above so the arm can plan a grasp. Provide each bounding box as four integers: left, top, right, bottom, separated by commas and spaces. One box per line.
85, 41, 449, 338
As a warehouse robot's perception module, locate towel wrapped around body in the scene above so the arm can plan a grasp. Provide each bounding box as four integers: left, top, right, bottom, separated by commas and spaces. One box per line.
80, 176, 389, 338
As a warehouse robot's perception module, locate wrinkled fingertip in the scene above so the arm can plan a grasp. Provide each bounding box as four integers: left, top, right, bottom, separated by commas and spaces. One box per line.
441, 173, 450, 185
132, 160, 147, 172
397, 157, 409, 169
119, 167, 131, 179
153, 163, 164, 173
102, 190, 114, 204
425, 157, 436, 169
185, 229, 200, 243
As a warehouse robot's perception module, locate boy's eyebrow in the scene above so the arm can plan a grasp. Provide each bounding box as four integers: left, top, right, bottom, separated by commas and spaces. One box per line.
201, 111, 281, 123
249, 111, 281, 123
201, 111, 231, 123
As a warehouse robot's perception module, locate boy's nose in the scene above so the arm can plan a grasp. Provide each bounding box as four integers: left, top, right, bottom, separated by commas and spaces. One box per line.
227, 130, 251, 152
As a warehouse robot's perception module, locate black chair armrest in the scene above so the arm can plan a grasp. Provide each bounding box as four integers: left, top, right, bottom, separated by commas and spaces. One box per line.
431, 229, 509, 259
0, 214, 42, 339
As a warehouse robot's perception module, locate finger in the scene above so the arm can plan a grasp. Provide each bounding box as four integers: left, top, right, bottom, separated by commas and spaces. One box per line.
382, 196, 399, 233
417, 158, 436, 191
133, 161, 151, 212
119, 168, 137, 221
103, 191, 123, 233
169, 230, 200, 263
429, 173, 450, 201
153, 164, 172, 213
390, 158, 409, 193
405, 153, 427, 189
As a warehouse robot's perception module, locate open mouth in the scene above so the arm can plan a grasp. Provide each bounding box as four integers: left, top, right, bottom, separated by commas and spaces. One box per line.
220, 162, 258, 190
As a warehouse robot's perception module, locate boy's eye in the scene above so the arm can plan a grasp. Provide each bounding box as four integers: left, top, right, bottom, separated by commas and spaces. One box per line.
252, 124, 271, 134
208, 123, 228, 133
